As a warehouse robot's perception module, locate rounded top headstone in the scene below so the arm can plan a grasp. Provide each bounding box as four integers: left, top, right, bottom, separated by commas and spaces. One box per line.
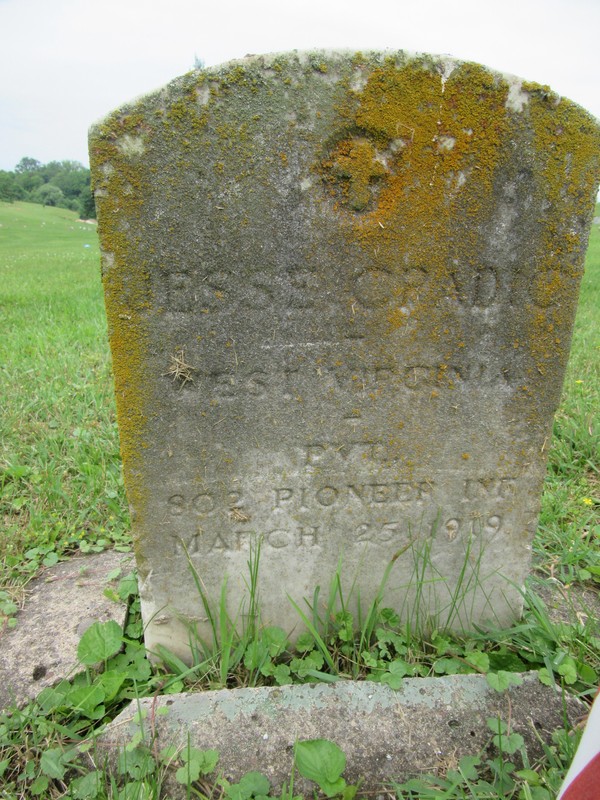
90, 50, 600, 663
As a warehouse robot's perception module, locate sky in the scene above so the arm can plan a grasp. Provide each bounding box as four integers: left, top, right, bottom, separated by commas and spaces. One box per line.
0, 0, 599, 172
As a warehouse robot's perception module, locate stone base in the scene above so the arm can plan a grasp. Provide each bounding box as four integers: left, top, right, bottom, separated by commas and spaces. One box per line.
98, 674, 585, 796
0, 551, 133, 711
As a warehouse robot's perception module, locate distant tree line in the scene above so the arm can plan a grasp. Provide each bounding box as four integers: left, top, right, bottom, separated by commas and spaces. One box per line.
0, 157, 96, 219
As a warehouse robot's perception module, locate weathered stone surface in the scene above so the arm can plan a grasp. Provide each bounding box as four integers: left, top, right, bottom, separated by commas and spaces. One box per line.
0, 551, 133, 711
89, 50, 600, 661
98, 674, 586, 795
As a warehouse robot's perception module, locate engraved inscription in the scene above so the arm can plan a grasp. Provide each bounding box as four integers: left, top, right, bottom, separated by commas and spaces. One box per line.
168, 490, 245, 517
160, 256, 561, 324
274, 481, 433, 509
463, 477, 517, 499
356, 520, 405, 544
174, 525, 322, 556
354, 514, 503, 546
167, 473, 519, 523
173, 513, 506, 556
166, 356, 517, 405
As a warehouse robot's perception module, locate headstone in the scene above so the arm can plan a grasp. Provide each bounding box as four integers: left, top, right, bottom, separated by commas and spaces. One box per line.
90, 51, 600, 662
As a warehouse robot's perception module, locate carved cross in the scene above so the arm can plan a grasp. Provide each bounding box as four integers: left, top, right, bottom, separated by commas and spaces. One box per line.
332, 139, 387, 211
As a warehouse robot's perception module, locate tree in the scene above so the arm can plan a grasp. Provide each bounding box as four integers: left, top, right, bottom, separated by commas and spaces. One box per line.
4, 157, 93, 211
14, 169, 44, 195
51, 166, 90, 200
0, 171, 25, 202
33, 183, 64, 207
78, 185, 96, 219
15, 156, 42, 173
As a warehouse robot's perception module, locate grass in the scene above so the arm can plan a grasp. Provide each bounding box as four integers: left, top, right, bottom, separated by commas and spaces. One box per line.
0, 200, 598, 799
535, 207, 600, 584
0, 202, 129, 591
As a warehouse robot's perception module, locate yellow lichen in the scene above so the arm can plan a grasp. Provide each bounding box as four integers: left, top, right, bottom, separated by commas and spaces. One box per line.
316, 55, 599, 425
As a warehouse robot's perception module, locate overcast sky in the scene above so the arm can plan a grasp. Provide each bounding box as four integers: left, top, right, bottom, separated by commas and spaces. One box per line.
0, 0, 598, 172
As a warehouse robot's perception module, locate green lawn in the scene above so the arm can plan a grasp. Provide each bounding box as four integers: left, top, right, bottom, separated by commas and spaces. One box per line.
536, 207, 599, 582
0, 203, 128, 584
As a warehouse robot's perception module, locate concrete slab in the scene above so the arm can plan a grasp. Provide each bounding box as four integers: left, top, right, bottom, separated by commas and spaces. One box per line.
98, 673, 585, 795
0, 550, 133, 711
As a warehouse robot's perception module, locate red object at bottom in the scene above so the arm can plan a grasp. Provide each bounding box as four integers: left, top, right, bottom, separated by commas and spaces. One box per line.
560, 752, 600, 799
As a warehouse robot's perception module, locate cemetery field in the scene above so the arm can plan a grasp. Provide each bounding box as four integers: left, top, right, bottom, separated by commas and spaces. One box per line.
0, 200, 599, 799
